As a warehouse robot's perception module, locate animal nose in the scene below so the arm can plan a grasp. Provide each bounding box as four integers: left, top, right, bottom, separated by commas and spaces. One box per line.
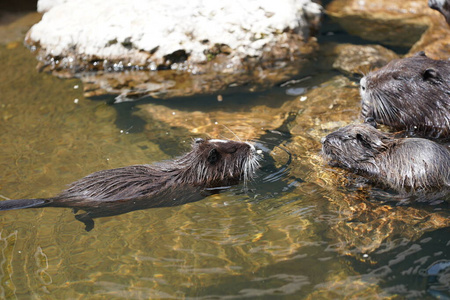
320, 136, 326, 144
360, 77, 367, 92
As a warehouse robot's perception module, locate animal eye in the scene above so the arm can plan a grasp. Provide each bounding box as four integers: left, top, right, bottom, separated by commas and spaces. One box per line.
364, 117, 377, 128
356, 133, 372, 148
194, 138, 204, 144
360, 77, 366, 91
392, 74, 401, 80
208, 149, 219, 164
342, 135, 353, 141
423, 68, 438, 81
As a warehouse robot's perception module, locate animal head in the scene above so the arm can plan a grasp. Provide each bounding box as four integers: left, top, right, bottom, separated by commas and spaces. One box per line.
180, 138, 260, 187
321, 123, 393, 174
359, 52, 450, 137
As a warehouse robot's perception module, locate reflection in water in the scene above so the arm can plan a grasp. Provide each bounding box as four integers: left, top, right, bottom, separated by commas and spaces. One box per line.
422, 258, 450, 299
0, 231, 17, 299
34, 246, 52, 287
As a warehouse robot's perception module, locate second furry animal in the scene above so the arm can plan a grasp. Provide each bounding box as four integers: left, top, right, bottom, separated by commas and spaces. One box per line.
322, 123, 450, 194
360, 52, 450, 139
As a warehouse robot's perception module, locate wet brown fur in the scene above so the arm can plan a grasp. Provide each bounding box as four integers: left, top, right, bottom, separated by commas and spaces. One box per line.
322, 123, 450, 193
0, 138, 260, 230
360, 52, 450, 138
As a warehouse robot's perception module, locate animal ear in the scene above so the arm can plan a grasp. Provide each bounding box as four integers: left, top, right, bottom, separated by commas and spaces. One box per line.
415, 51, 427, 57
364, 117, 377, 128
356, 133, 373, 149
356, 131, 388, 152
207, 148, 219, 164
423, 68, 439, 81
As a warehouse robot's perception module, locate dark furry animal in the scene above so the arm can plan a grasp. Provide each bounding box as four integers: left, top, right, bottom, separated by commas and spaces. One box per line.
321, 123, 450, 194
1, 138, 260, 231
429, 0, 450, 24
360, 52, 450, 138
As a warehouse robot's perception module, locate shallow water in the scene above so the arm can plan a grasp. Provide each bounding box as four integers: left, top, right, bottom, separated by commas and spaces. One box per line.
0, 11, 449, 300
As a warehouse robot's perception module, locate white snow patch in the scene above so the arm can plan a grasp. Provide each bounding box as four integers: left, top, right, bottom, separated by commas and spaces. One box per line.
29, 0, 322, 64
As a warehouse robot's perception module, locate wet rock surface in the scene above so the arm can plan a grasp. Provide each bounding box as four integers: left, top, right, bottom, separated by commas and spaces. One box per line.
80, 37, 317, 101
326, 0, 434, 47
409, 14, 450, 59
326, 0, 450, 59
330, 44, 399, 76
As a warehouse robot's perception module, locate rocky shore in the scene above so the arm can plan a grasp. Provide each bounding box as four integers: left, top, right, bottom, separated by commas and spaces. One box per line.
25, 0, 323, 101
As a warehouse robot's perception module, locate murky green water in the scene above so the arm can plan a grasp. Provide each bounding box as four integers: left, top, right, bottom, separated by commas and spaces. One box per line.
0, 11, 449, 300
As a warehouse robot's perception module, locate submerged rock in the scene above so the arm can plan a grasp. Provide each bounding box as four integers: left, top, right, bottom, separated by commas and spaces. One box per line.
25, 0, 323, 100
134, 75, 361, 142
135, 102, 288, 141
330, 44, 398, 77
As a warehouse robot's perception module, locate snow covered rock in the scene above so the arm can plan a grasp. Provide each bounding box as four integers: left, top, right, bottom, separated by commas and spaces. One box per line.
26, 0, 322, 100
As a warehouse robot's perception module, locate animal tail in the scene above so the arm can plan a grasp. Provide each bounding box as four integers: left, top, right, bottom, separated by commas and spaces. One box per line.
0, 198, 50, 211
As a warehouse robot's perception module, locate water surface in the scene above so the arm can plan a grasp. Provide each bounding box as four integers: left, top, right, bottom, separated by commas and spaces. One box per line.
0, 12, 449, 300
